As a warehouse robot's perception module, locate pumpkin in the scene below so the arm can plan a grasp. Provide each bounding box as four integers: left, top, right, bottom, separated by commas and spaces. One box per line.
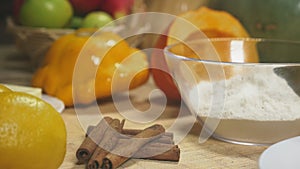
151, 7, 255, 101
207, 0, 300, 40
32, 28, 149, 106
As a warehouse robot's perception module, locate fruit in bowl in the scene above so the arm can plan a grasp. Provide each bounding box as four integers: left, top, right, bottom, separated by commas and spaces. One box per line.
99, 0, 134, 18
81, 11, 114, 28
69, 0, 102, 15
9, 0, 131, 68
19, 0, 73, 28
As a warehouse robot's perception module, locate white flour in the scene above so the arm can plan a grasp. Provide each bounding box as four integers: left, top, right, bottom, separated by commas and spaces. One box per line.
188, 67, 300, 121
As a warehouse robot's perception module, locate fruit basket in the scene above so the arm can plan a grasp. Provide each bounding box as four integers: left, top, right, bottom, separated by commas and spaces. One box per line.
7, 16, 145, 68
7, 17, 75, 67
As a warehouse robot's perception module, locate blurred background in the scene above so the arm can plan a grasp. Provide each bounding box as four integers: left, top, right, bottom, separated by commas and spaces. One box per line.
0, 0, 207, 46
0, 0, 13, 44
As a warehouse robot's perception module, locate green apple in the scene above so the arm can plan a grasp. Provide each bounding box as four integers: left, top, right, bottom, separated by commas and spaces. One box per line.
81, 11, 114, 28
19, 0, 73, 28
68, 16, 83, 29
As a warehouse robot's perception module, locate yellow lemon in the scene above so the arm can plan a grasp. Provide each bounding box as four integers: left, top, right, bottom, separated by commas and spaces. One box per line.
0, 92, 66, 169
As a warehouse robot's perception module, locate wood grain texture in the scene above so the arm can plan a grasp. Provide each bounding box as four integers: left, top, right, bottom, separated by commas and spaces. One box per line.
59, 82, 268, 169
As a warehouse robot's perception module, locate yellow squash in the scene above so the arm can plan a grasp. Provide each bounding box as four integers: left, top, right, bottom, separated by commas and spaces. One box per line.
32, 29, 149, 106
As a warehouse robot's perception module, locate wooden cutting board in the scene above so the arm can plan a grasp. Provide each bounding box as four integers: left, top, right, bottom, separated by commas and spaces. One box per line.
59, 81, 268, 169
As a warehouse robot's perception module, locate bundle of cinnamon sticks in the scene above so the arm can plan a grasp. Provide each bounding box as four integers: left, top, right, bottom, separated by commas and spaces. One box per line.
76, 116, 180, 169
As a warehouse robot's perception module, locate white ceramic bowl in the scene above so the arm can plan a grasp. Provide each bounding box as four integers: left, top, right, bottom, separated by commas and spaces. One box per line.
164, 38, 300, 145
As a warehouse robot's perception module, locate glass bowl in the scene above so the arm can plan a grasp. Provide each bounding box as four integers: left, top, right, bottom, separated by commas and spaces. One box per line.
164, 38, 300, 145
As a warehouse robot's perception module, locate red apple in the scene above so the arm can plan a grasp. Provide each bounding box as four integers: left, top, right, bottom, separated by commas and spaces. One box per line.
69, 0, 102, 15
150, 18, 197, 102
151, 34, 181, 101
150, 15, 206, 102
98, 0, 134, 18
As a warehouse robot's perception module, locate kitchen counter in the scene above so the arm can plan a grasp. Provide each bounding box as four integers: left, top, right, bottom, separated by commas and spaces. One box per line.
59, 98, 266, 169
0, 45, 267, 169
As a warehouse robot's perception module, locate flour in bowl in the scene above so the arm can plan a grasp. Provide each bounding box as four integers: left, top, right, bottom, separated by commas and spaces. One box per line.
188, 67, 300, 121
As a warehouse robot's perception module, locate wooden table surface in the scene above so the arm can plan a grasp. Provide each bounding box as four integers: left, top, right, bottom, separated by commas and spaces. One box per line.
0, 45, 268, 169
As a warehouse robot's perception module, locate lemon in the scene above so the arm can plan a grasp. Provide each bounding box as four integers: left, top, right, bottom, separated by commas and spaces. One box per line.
0, 91, 66, 169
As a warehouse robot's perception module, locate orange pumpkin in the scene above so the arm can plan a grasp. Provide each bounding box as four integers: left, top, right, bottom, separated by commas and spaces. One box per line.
151, 7, 256, 101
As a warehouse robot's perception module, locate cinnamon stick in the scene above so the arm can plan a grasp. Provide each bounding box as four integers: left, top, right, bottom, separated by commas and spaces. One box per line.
76, 117, 113, 164
133, 143, 180, 162
86, 126, 174, 144
118, 135, 173, 145
79, 118, 180, 168
122, 129, 174, 139
94, 140, 179, 162
87, 126, 174, 138
87, 119, 124, 169
102, 124, 166, 169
